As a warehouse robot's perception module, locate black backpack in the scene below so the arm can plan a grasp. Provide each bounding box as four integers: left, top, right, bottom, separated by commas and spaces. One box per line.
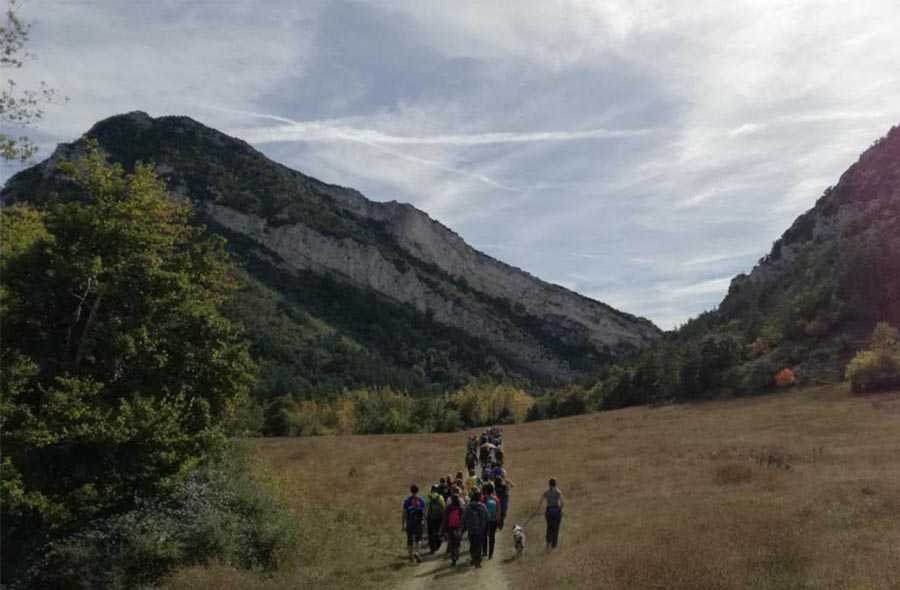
427, 495, 444, 519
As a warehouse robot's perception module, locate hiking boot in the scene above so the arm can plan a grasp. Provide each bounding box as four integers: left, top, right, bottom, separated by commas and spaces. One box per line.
414, 553, 422, 563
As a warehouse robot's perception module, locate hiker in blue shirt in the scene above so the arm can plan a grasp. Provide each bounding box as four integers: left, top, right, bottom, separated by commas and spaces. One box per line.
402, 484, 426, 563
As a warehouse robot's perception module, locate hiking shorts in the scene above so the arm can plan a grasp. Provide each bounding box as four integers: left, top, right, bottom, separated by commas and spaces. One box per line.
406, 520, 423, 546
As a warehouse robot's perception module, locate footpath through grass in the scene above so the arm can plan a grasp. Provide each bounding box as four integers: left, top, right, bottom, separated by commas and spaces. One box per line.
162, 384, 900, 590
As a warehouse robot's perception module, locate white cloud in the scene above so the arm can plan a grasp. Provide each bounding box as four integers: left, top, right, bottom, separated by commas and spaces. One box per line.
3, 0, 899, 329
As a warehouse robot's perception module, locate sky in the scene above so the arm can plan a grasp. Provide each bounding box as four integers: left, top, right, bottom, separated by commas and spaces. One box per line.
3, 0, 899, 329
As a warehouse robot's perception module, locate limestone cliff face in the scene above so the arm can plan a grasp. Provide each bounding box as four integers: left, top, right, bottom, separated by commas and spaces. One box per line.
323, 189, 658, 351
2, 111, 660, 383
204, 203, 588, 379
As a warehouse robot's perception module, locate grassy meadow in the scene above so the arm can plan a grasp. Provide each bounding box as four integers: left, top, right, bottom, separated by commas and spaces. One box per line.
162, 384, 900, 590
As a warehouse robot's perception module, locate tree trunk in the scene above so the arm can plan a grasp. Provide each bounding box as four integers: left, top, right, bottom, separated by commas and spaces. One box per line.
74, 288, 103, 367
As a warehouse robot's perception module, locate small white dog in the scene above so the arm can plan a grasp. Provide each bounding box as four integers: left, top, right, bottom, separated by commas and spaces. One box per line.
513, 524, 526, 557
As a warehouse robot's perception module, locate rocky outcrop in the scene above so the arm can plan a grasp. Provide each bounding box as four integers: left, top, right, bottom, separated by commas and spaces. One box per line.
205, 203, 590, 379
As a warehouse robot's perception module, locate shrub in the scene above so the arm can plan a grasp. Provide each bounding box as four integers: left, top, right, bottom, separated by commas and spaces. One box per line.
17, 445, 296, 590
775, 368, 798, 388
845, 322, 900, 393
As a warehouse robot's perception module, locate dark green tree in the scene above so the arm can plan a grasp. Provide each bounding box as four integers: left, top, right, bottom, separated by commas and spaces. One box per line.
0, 144, 256, 581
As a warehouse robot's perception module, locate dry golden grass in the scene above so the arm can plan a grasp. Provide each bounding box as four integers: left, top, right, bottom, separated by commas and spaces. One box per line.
161, 384, 900, 590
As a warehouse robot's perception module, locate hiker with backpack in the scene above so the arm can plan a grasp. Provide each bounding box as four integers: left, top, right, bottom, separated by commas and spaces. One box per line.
465, 469, 481, 496
462, 490, 489, 568
426, 484, 446, 554
466, 448, 477, 472
402, 484, 426, 563
481, 464, 493, 484
480, 482, 502, 559
536, 477, 564, 549
443, 493, 465, 566
493, 475, 510, 530
479, 442, 490, 466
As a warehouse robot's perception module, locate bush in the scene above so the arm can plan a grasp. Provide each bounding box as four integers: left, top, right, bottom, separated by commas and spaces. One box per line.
16, 445, 297, 590
737, 356, 780, 393
775, 367, 798, 388
845, 322, 900, 393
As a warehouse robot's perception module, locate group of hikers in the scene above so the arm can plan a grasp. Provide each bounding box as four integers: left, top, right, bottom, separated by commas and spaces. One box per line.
401, 426, 565, 569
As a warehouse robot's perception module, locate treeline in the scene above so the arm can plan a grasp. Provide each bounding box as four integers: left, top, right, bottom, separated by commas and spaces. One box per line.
529, 320, 900, 421
243, 384, 535, 437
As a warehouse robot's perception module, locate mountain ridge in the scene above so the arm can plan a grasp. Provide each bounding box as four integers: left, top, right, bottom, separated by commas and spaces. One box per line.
2, 111, 660, 392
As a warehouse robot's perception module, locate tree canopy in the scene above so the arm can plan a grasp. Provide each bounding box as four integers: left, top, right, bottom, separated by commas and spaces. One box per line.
0, 144, 256, 582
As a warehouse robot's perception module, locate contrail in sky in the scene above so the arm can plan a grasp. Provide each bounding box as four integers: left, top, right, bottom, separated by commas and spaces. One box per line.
212, 106, 528, 191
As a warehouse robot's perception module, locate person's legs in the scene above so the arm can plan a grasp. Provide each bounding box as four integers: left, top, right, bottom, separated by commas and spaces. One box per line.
449, 529, 460, 565
545, 510, 552, 547
427, 517, 440, 553
469, 532, 483, 566
486, 520, 498, 558
410, 522, 423, 561
548, 509, 562, 548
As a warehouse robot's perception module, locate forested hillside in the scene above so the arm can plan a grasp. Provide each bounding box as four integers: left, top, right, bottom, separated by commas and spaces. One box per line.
530, 125, 900, 418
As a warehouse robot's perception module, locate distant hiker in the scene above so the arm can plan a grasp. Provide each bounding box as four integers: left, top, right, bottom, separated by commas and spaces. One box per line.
403, 484, 426, 563
456, 481, 468, 505
490, 464, 503, 481
466, 449, 478, 472
465, 469, 481, 496
437, 477, 449, 500
444, 494, 465, 566
494, 476, 509, 530
443, 474, 454, 500
479, 443, 490, 466
495, 446, 505, 467
480, 482, 501, 559
481, 464, 493, 483
463, 490, 489, 568
536, 477, 564, 549
426, 485, 446, 554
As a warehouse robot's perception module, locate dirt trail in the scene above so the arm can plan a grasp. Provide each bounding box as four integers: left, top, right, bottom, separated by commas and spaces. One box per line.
401, 531, 512, 590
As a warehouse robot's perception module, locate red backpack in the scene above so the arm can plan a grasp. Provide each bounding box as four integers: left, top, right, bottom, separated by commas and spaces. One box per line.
447, 505, 462, 528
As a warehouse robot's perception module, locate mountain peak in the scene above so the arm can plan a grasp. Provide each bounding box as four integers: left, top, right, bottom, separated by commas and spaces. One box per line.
2, 113, 660, 385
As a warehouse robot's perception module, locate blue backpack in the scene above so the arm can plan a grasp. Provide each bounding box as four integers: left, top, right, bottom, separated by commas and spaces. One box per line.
483, 495, 499, 520
406, 496, 425, 521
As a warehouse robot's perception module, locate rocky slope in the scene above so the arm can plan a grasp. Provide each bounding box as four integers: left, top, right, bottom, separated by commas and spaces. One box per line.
2, 112, 659, 389
719, 124, 900, 375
